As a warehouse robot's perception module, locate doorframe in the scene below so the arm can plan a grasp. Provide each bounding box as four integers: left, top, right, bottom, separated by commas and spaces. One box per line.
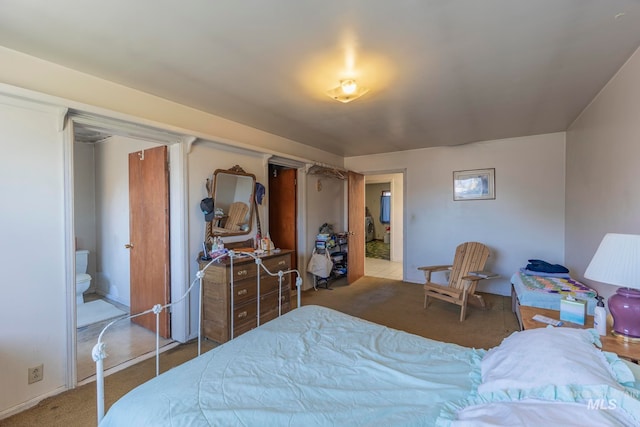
263, 155, 308, 293
63, 113, 189, 388
362, 169, 407, 279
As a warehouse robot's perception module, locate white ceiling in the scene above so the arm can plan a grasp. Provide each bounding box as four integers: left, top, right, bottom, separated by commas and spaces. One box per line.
1, 1, 640, 156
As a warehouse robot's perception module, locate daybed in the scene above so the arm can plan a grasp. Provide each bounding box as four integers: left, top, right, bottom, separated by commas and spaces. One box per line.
100, 305, 640, 426
511, 270, 597, 328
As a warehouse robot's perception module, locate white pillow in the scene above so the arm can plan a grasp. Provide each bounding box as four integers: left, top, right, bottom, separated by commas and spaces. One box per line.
479, 327, 632, 393
449, 399, 638, 427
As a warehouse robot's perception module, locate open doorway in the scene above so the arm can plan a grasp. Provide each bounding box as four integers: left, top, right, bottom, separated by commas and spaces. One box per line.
364, 173, 404, 281
72, 126, 174, 382
268, 164, 297, 272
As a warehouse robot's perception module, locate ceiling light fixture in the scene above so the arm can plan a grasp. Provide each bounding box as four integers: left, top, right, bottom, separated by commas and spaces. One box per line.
326, 79, 369, 103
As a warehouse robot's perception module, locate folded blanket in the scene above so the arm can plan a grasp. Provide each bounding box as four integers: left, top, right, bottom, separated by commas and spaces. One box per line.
517, 272, 596, 298
526, 259, 569, 274
519, 268, 571, 279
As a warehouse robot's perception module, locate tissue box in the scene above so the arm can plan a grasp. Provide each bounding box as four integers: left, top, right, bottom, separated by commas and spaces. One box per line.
560, 297, 587, 325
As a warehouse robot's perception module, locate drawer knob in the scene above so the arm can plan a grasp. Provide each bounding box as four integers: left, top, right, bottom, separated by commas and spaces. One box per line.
278, 260, 286, 266
237, 311, 248, 319
237, 289, 248, 296
237, 270, 248, 276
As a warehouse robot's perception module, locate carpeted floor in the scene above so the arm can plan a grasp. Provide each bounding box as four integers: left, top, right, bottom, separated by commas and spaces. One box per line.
302, 276, 519, 349
365, 239, 390, 260
4, 276, 518, 426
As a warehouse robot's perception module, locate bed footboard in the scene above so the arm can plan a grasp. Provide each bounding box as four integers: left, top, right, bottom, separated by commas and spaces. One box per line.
94, 249, 302, 424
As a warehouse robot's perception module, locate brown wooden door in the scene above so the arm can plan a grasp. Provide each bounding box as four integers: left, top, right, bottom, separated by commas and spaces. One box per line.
348, 171, 365, 283
128, 145, 170, 338
268, 167, 297, 271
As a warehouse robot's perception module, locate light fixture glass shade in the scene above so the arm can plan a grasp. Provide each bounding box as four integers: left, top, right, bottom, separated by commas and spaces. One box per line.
584, 233, 640, 289
326, 79, 369, 103
585, 233, 640, 339
340, 79, 357, 95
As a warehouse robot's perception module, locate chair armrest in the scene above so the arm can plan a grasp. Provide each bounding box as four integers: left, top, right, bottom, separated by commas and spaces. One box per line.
417, 265, 452, 272
418, 265, 452, 283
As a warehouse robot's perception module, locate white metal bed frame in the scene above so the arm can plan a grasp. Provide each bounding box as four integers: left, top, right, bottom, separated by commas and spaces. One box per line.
92, 249, 302, 424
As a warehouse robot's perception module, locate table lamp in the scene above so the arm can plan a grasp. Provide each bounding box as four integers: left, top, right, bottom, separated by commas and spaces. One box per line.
584, 233, 640, 340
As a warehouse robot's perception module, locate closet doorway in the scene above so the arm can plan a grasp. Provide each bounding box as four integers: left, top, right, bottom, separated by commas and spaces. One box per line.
268, 164, 298, 271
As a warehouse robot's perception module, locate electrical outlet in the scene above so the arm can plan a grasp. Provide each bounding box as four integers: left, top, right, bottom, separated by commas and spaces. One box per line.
28, 364, 43, 384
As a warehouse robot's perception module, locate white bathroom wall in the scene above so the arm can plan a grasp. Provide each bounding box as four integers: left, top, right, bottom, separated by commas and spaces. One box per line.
346, 133, 567, 296
0, 98, 67, 415
73, 142, 97, 285
94, 136, 162, 306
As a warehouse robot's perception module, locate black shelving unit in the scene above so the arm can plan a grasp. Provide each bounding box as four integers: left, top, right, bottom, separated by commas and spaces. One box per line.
313, 232, 348, 289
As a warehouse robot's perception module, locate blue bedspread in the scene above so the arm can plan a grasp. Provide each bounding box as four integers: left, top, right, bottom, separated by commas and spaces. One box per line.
100, 305, 483, 426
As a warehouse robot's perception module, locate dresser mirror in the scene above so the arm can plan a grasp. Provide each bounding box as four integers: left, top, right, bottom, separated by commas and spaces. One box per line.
206, 165, 256, 239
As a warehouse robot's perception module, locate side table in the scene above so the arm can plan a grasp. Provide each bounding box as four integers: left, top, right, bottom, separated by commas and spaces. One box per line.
519, 305, 640, 362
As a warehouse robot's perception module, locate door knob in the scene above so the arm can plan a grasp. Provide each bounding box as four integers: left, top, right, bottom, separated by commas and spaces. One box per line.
125, 243, 134, 249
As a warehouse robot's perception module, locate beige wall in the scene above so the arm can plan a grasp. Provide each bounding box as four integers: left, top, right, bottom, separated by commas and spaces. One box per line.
566, 46, 640, 301
0, 99, 67, 416
347, 133, 567, 296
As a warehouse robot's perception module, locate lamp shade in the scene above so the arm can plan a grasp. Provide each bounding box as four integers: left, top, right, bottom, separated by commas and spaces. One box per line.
584, 233, 640, 289
585, 233, 640, 338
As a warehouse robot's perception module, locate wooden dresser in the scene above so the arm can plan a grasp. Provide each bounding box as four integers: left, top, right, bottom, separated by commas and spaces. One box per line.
199, 249, 293, 343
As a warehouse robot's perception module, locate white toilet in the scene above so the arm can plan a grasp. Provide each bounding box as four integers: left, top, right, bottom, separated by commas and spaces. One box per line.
75, 250, 92, 305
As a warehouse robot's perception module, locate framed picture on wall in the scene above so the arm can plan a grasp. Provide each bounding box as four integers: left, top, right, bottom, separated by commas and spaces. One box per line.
453, 168, 495, 201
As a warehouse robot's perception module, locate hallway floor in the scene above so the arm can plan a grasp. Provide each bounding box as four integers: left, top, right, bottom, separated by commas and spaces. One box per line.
365, 257, 402, 280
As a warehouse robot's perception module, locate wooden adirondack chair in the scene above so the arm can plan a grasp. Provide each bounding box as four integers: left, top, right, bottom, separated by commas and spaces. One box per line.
419, 242, 490, 321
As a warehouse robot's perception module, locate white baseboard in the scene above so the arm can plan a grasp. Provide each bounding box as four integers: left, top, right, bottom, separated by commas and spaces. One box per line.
0, 385, 67, 421
77, 341, 180, 387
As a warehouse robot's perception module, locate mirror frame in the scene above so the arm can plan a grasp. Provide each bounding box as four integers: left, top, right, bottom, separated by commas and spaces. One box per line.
206, 165, 256, 240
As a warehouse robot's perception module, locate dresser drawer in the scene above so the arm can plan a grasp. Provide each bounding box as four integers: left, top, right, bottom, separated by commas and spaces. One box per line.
233, 320, 256, 338
233, 300, 257, 326
261, 302, 291, 324
231, 300, 259, 339
230, 277, 258, 305
258, 274, 290, 295
259, 289, 291, 313
232, 299, 291, 338
231, 262, 259, 281
262, 254, 291, 272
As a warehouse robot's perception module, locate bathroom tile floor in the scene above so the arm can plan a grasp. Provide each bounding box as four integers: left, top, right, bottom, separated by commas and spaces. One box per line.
365, 257, 403, 280
76, 295, 174, 382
